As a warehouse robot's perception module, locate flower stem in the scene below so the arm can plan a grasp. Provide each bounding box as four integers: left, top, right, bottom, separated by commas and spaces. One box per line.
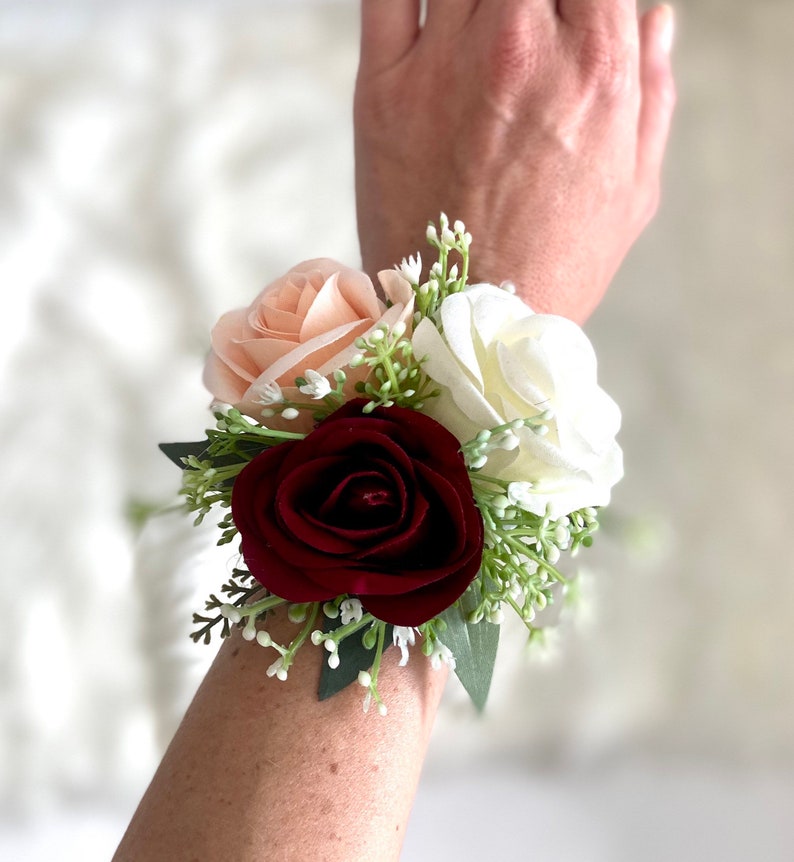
328, 613, 375, 644
244, 594, 289, 618
285, 602, 320, 662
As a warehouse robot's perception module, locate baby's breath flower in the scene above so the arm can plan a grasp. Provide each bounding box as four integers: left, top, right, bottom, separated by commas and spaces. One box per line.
242, 616, 258, 641
340, 598, 363, 625
298, 369, 333, 399
487, 606, 505, 625
267, 657, 288, 681
507, 481, 535, 509
554, 523, 571, 548
399, 253, 423, 285
393, 626, 416, 666
220, 604, 242, 624
253, 380, 284, 406
491, 430, 520, 452
429, 640, 456, 671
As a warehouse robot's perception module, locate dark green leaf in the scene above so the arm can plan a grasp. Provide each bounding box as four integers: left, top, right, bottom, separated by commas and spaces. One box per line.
159, 440, 211, 469
318, 615, 393, 701
439, 594, 500, 712
159, 438, 269, 474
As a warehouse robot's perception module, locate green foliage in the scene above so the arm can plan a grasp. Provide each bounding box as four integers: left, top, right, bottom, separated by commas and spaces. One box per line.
191, 569, 267, 645
414, 213, 473, 320
440, 592, 500, 713
318, 614, 394, 702
350, 323, 439, 413
160, 408, 307, 543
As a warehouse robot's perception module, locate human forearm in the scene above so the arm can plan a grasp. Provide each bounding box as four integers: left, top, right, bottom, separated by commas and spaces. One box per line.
114, 610, 446, 862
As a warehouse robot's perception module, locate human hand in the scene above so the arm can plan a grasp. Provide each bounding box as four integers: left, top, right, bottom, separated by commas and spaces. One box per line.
354, 0, 676, 323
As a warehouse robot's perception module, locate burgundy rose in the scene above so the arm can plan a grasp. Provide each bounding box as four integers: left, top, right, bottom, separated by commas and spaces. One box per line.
231, 399, 483, 626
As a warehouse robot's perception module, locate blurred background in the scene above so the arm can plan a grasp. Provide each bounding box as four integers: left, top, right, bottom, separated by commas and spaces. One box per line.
1, 0, 793, 859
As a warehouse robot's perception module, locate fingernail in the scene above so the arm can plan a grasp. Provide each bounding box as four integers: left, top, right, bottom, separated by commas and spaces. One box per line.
660, 4, 676, 54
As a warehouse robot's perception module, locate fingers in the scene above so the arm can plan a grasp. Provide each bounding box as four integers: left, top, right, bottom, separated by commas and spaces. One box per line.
636, 4, 676, 188
423, 0, 483, 36
360, 0, 421, 71
557, 0, 638, 40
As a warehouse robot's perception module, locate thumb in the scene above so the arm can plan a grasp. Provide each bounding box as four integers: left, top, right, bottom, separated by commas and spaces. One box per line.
636, 4, 677, 193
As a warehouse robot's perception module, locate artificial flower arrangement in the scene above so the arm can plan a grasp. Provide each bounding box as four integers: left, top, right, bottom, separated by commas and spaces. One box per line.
161, 215, 622, 713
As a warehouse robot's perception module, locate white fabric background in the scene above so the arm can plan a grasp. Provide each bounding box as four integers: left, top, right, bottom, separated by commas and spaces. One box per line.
1, 1, 793, 859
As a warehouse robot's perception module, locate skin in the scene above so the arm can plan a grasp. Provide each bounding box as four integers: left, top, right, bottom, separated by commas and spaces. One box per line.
355, 0, 676, 323
113, 612, 446, 862
114, 3, 676, 860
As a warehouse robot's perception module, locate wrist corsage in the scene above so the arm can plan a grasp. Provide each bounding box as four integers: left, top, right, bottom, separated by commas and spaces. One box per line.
161, 215, 622, 713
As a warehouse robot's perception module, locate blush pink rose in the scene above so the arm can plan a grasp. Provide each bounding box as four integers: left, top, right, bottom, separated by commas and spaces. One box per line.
203, 260, 414, 432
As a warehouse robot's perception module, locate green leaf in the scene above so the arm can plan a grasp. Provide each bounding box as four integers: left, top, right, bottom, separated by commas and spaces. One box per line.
159, 440, 211, 469
439, 594, 500, 712
159, 438, 268, 473
318, 615, 393, 701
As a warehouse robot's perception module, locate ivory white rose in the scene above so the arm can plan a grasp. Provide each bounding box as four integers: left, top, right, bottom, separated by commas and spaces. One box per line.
203, 260, 414, 432
411, 284, 622, 517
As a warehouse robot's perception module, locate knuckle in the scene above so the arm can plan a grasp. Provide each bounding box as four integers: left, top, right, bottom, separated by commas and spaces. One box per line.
483, 18, 543, 103
575, 30, 633, 102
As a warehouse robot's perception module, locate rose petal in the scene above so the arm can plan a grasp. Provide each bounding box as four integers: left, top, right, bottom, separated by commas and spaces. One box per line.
202, 350, 251, 404
259, 422, 420, 567
240, 338, 297, 376
412, 317, 503, 440
259, 304, 303, 338
276, 456, 364, 555
353, 458, 471, 568
276, 458, 410, 552
467, 283, 534, 346
377, 269, 415, 307
318, 464, 407, 533
333, 268, 385, 320
301, 272, 368, 342
360, 556, 478, 626
255, 319, 375, 386
493, 338, 554, 416
351, 488, 431, 566
208, 308, 263, 382
239, 536, 335, 602
231, 441, 335, 599
438, 292, 483, 388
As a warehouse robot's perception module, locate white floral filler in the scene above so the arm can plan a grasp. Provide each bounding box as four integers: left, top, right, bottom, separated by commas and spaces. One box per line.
163, 215, 622, 714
